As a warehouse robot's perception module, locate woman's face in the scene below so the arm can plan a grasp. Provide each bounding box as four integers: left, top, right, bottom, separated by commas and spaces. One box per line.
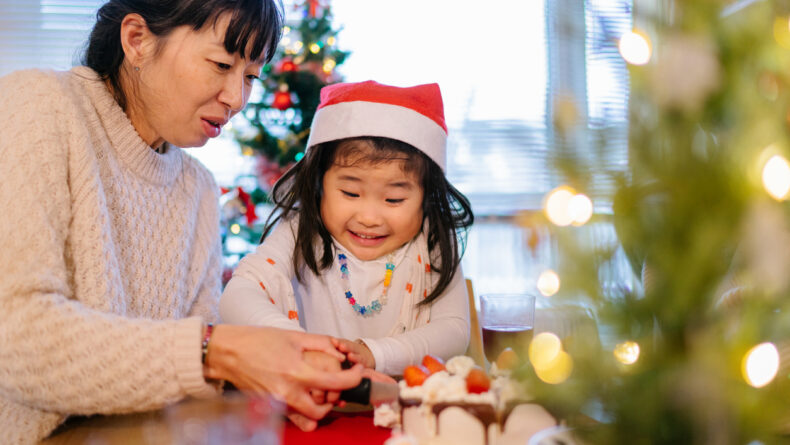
127, 14, 263, 149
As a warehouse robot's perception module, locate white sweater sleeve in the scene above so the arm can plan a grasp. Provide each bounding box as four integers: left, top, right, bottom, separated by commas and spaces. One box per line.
361, 267, 471, 375
187, 183, 223, 324
0, 71, 215, 415
220, 218, 304, 331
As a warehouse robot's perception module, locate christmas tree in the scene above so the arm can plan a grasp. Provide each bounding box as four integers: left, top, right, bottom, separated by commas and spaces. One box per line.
515, 1, 790, 443
220, 0, 349, 284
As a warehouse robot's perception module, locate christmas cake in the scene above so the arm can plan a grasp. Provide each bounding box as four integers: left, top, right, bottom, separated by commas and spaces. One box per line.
375, 353, 558, 445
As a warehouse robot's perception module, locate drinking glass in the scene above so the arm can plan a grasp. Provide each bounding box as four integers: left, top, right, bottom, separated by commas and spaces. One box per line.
479, 294, 536, 363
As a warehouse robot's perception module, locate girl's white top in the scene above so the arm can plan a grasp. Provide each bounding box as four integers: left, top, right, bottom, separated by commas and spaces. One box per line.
221, 217, 470, 375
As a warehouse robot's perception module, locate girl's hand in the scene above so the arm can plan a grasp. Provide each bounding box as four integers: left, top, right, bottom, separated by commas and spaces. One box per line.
332, 337, 376, 369
361, 367, 397, 385
303, 350, 346, 407
204, 325, 363, 428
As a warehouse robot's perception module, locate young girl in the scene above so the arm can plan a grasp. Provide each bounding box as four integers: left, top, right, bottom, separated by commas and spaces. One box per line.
220, 80, 474, 375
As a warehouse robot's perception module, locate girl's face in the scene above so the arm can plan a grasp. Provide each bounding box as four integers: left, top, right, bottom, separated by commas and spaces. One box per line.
126, 13, 263, 149
320, 150, 425, 261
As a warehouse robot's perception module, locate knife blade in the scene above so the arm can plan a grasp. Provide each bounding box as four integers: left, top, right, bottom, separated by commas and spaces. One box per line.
340, 377, 399, 406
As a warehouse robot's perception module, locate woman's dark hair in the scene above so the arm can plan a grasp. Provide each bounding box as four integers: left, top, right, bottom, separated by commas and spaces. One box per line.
262, 137, 474, 305
82, 0, 283, 110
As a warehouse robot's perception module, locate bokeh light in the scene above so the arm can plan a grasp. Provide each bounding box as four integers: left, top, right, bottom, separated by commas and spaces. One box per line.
534, 350, 573, 384
544, 186, 576, 226
537, 269, 560, 297
762, 154, 790, 200
743, 342, 779, 388
230, 223, 241, 235
544, 186, 594, 227
619, 31, 652, 65
529, 332, 562, 369
774, 16, 790, 49
614, 341, 640, 365
569, 193, 593, 226
323, 59, 336, 73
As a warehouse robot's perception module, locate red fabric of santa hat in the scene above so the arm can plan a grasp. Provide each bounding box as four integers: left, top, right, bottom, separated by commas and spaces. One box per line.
305, 80, 448, 170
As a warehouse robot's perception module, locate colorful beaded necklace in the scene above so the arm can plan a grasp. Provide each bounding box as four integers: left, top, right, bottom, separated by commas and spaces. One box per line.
338, 252, 395, 316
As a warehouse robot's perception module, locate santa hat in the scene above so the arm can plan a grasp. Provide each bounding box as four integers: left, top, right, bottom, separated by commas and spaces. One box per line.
305, 80, 448, 170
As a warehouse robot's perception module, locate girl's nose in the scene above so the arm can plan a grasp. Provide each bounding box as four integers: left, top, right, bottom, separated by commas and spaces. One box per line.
356, 206, 384, 227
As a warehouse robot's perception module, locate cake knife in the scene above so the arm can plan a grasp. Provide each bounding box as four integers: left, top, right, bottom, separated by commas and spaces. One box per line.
340, 378, 399, 406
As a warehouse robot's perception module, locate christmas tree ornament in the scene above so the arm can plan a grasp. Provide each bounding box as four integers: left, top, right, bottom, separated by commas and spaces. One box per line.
278, 58, 297, 73
272, 90, 293, 111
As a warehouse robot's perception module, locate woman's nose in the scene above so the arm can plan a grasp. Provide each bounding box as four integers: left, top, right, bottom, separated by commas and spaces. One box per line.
219, 75, 246, 112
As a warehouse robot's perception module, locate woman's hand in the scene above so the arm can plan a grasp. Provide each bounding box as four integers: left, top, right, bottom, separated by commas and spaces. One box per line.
204, 325, 363, 430
332, 337, 376, 369
303, 350, 345, 406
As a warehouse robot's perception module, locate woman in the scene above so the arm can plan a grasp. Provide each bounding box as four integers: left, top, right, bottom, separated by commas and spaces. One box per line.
0, 0, 361, 442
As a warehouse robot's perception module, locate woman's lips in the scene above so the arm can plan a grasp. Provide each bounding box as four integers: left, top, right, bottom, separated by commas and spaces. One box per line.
201, 118, 221, 138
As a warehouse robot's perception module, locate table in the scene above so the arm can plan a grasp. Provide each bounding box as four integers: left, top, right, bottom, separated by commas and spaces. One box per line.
41, 396, 391, 445
284, 410, 390, 445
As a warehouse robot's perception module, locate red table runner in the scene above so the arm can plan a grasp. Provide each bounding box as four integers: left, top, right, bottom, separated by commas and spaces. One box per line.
283, 410, 392, 445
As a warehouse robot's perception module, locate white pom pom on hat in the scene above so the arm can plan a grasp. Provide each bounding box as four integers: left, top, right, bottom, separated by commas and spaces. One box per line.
305, 80, 448, 171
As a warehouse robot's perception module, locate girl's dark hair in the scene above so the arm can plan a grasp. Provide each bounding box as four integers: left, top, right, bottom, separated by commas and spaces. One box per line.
82, 0, 283, 110
262, 137, 474, 305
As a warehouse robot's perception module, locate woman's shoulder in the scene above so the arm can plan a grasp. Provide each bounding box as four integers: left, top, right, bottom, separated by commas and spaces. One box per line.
0, 67, 58, 86
0, 68, 63, 111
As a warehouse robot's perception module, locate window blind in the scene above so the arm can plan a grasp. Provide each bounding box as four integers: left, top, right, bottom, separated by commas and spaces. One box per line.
331, 0, 549, 215
332, 0, 631, 215
0, 0, 102, 77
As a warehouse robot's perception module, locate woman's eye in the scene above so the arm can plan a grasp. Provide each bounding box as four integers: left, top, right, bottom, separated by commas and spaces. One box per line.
341, 191, 359, 198
215, 62, 232, 70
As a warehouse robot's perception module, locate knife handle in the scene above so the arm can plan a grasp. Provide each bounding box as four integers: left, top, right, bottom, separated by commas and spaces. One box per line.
340, 377, 371, 405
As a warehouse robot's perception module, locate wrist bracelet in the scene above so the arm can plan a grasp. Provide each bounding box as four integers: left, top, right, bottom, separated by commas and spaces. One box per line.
201, 323, 214, 364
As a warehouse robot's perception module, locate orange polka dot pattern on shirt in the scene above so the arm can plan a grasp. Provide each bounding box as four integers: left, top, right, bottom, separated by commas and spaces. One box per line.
406, 283, 413, 293
258, 281, 266, 290
288, 310, 298, 320
266, 258, 276, 265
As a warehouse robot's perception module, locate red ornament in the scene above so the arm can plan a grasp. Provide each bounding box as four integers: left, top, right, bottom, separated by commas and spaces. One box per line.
272, 91, 293, 110
236, 186, 257, 225
278, 59, 297, 73
307, 0, 320, 17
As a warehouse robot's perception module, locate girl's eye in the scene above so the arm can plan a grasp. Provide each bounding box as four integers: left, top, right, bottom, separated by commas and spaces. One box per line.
341, 191, 359, 198
386, 198, 405, 204
246, 74, 259, 82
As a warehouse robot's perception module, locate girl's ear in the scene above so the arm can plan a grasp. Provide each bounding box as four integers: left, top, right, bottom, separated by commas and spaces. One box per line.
119, 13, 156, 68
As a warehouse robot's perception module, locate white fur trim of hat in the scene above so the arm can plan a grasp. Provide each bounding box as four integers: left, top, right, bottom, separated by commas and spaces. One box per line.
305, 80, 448, 171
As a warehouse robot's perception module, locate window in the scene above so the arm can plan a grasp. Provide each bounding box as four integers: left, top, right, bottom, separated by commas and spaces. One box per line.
0, 0, 637, 297
0, 1, 102, 76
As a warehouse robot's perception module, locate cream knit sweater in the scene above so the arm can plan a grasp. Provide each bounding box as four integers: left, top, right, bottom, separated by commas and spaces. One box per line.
0, 67, 222, 444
